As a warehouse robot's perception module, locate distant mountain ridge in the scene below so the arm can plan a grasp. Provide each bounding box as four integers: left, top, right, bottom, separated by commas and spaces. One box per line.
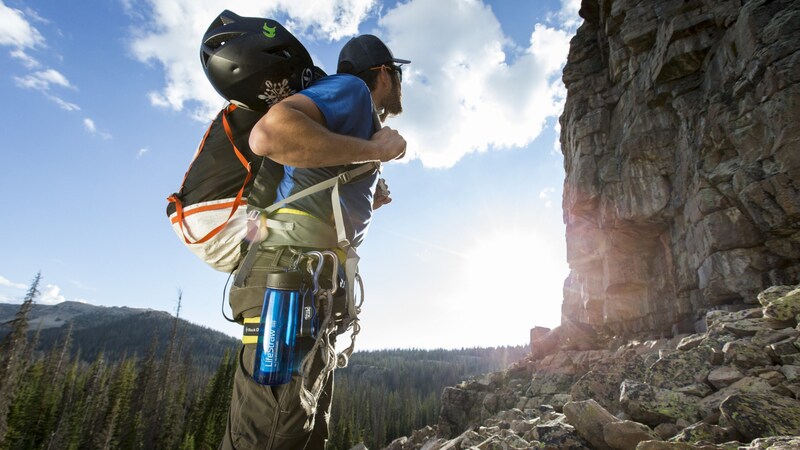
0, 300, 156, 329
0, 301, 238, 373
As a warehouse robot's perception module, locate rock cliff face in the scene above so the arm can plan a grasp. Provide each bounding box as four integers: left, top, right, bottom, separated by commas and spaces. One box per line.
363, 2, 800, 449
559, 0, 800, 337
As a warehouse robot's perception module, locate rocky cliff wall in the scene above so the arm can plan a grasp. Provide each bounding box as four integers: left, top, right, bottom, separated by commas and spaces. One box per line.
559, 0, 800, 337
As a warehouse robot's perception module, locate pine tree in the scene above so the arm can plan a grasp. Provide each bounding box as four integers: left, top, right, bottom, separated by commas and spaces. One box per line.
79, 352, 112, 449
4, 359, 46, 449
45, 348, 83, 450
154, 290, 186, 449
137, 335, 161, 448
112, 356, 140, 450
0, 272, 41, 445
185, 349, 235, 448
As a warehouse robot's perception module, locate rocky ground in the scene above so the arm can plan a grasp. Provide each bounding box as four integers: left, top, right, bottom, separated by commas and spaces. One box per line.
372, 285, 800, 450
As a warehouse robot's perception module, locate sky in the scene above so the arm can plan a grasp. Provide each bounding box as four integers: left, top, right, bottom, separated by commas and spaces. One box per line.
0, 0, 579, 350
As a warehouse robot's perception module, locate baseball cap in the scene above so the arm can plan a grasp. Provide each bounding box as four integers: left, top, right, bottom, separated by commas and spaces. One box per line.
337, 34, 411, 74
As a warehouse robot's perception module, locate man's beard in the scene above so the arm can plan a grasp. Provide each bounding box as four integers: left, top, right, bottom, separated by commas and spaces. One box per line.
381, 77, 403, 121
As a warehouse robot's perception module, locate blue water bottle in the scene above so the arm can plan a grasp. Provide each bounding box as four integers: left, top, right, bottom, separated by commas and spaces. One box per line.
253, 271, 301, 385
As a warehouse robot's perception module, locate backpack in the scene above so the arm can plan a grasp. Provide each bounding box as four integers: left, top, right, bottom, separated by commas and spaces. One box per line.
167, 99, 381, 273
166, 103, 283, 272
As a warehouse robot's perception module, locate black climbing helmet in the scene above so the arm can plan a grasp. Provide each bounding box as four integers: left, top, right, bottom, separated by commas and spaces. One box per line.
200, 10, 317, 112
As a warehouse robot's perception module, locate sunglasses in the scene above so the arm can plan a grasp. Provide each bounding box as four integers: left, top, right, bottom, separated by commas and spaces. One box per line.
369, 64, 403, 82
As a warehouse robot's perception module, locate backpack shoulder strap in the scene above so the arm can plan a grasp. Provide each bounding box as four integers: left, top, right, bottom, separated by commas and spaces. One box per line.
233, 161, 379, 286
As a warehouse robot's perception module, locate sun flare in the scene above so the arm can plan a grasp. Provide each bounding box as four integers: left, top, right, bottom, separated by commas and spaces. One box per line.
453, 229, 568, 345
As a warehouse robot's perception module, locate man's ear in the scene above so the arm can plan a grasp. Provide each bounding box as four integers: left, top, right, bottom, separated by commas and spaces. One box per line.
378, 67, 393, 91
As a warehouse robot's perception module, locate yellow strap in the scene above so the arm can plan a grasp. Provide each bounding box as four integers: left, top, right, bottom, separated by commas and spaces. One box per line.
273, 207, 318, 218
271, 208, 346, 261
242, 317, 260, 344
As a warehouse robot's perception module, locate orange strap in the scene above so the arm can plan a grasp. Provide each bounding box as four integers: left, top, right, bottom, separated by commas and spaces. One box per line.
167, 104, 254, 244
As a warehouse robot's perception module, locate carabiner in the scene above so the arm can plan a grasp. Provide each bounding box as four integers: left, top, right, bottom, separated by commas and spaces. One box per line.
321, 251, 339, 295
303, 251, 325, 294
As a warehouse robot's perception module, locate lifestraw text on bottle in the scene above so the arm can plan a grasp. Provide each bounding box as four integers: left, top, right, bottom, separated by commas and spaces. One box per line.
262, 320, 278, 369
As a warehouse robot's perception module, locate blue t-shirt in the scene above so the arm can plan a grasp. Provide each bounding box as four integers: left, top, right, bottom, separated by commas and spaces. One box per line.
274, 74, 378, 248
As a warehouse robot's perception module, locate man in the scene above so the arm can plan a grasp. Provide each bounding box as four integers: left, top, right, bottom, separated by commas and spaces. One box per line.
221, 34, 409, 450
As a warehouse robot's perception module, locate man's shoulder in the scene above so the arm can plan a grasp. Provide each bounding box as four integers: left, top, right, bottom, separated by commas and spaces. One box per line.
300, 74, 372, 120
312, 73, 368, 90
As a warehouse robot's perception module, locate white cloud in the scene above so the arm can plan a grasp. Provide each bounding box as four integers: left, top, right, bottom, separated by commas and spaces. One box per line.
0, 275, 26, 289
13, 69, 73, 91
554, 0, 582, 31
380, 0, 572, 167
48, 94, 80, 111
0, 1, 45, 49
39, 284, 66, 305
10, 48, 40, 68
539, 187, 557, 208
137, 147, 150, 158
84, 118, 112, 139
1, 4, 85, 113
84, 118, 97, 133
132, 0, 575, 167
128, 0, 375, 119
13, 69, 82, 111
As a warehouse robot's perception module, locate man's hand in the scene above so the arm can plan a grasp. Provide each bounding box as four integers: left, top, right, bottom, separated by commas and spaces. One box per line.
371, 126, 407, 162
373, 178, 393, 210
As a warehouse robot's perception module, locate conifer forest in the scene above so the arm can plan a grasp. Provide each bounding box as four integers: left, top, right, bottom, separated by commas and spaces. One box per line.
0, 274, 527, 450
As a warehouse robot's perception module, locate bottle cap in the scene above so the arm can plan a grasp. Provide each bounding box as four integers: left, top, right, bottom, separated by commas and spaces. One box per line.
265, 271, 302, 290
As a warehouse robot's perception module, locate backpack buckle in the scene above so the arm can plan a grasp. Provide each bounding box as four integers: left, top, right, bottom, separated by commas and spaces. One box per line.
337, 172, 352, 184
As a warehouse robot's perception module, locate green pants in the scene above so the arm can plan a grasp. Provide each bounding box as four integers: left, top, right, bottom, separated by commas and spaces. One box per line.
220, 339, 334, 450
221, 247, 335, 450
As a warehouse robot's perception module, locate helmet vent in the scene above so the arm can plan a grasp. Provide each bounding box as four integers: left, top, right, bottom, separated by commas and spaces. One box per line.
264, 47, 294, 60
205, 32, 242, 50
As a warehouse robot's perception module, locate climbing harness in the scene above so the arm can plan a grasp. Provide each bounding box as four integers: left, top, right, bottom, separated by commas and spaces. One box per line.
269, 249, 364, 429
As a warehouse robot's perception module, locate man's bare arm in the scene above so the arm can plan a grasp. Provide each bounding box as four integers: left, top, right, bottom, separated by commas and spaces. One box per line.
248, 94, 406, 168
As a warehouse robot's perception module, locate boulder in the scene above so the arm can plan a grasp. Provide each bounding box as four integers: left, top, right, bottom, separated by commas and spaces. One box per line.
563, 399, 619, 450
671, 422, 741, 445
645, 346, 714, 389
750, 327, 800, 346
635, 441, 740, 449
603, 420, 660, 450
707, 366, 745, 390
620, 380, 702, 426
437, 387, 484, 438
722, 340, 773, 368
758, 286, 798, 308
698, 377, 772, 419
571, 349, 648, 413
780, 365, 800, 383
720, 393, 800, 441
740, 436, 800, 449
677, 334, 707, 351
532, 420, 592, 449
762, 288, 800, 322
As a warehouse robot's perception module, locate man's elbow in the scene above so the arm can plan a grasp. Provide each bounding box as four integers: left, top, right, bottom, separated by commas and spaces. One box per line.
248, 124, 271, 157
248, 105, 290, 159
